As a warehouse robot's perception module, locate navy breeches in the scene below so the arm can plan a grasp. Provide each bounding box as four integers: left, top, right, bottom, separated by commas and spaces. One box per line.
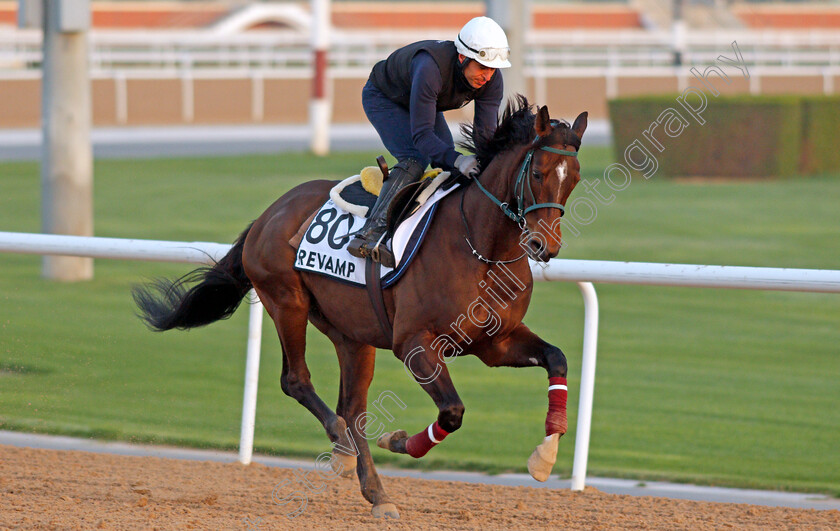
361, 80, 454, 169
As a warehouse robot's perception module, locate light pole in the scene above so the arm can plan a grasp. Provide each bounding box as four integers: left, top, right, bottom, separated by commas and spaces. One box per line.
672, 0, 686, 67
30, 0, 94, 281
486, 0, 529, 103
310, 0, 331, 156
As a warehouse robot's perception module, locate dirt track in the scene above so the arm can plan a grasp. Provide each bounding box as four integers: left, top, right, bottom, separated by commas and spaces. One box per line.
1, 445, 838, 530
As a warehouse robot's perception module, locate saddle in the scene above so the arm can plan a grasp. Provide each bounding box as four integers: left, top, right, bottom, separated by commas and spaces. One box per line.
330, 156, 453, 235
290, 158, 464, 340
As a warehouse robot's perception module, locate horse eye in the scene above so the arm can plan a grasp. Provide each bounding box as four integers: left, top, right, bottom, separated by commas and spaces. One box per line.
532, 170, 543, 180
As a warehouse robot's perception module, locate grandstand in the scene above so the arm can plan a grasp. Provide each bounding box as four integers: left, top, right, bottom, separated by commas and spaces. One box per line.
2, 1, 839, 31
0, 1, 838, 127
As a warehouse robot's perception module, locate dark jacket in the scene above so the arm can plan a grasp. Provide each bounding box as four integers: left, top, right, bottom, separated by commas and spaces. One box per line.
369, 40, 503, 169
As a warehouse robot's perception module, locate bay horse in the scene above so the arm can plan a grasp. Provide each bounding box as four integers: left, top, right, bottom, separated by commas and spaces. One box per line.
134, 96, 587, 519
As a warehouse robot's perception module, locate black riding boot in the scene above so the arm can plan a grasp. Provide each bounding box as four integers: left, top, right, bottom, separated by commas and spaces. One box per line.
347, 158, 424, 267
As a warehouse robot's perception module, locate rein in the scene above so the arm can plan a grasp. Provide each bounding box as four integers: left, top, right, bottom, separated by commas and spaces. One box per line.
462, 139, 578, 264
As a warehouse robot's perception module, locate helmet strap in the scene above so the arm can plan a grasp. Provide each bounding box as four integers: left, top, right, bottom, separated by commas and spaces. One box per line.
456, 56, 473, 90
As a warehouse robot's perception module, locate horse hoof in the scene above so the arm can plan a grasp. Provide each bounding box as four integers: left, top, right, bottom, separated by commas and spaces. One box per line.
371, 502, 400, 519
376, 430, 408, 453
527, 433, 560, 482
330, 449, 356, 478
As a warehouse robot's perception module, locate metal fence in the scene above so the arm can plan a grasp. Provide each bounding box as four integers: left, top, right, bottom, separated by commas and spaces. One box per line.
2, 230, 839, 489
2, 28, 840, 74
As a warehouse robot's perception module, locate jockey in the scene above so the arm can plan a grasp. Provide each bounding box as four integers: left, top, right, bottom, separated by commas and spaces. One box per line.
347, 16, 511, 267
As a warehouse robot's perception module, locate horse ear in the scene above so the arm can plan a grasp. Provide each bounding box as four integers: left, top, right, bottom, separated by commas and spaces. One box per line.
572, 111, 588, 139
535, 105, 551, 137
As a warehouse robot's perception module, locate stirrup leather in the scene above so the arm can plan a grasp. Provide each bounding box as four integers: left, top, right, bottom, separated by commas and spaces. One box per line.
369, 232, 391, 266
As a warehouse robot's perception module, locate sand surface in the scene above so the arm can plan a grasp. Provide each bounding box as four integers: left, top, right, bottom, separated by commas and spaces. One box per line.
1, 444, 838, 530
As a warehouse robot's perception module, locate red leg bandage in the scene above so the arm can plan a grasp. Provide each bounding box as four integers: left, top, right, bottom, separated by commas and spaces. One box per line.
545, 376, 568, 436
405, 421, 449, 458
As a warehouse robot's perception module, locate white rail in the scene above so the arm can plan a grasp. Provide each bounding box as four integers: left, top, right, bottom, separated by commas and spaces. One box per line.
530, 259, 840, 294
3, 28, 840, 72
0, 231, 231, 263
529, 259, 840, 491
0, 231, 263, 465
2, 231, 839, 488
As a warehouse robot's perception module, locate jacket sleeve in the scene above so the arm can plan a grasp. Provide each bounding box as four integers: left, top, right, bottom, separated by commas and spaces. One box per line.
408, 53, 462, 169
472, 71, 503, 141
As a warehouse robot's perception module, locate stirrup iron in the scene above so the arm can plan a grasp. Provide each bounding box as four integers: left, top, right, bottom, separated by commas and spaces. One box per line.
369, 232, 395, 268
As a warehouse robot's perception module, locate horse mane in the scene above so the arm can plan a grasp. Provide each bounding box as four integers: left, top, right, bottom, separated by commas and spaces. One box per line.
460, 94, 580, 169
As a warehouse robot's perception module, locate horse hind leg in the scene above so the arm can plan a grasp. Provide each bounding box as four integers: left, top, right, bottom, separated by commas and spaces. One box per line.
312, 313, 400, 519
256, 286, 353, 451
330, 375, 357, 478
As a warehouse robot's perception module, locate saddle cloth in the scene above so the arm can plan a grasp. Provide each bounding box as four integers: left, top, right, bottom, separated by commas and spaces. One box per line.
292, 171, 460, 287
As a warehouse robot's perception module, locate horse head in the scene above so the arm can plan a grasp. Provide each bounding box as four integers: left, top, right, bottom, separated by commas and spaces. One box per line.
461, 96, 587, 263
523, 105, 588, 261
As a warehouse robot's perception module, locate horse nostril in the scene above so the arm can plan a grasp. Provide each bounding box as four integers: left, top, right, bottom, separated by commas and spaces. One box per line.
528, 241, 550, 261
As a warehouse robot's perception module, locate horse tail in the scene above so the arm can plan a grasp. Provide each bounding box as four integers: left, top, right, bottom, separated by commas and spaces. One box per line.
133, 223, 254, 331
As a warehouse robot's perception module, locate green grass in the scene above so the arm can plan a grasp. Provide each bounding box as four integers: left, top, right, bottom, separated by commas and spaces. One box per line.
1, 148, 839, 496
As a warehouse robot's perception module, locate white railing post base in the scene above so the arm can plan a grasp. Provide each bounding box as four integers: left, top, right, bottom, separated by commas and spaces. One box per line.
571, 282, 599, 491
238, 290, 264, 465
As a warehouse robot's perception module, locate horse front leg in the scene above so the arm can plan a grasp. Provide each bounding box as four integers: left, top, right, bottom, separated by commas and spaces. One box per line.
482, 323, 569, 481
377, 332, 465, 460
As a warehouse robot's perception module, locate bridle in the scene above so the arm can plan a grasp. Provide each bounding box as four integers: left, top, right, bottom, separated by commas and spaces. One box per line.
461, 137, 579, 264
473, 138, 578, 228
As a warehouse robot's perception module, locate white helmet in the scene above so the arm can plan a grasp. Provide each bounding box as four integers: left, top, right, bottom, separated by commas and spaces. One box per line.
455, 16, 511, 69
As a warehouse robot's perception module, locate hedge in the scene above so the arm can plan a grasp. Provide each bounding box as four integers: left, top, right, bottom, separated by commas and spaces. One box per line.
608, 94, 839, 178
800, 95, 840, 175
